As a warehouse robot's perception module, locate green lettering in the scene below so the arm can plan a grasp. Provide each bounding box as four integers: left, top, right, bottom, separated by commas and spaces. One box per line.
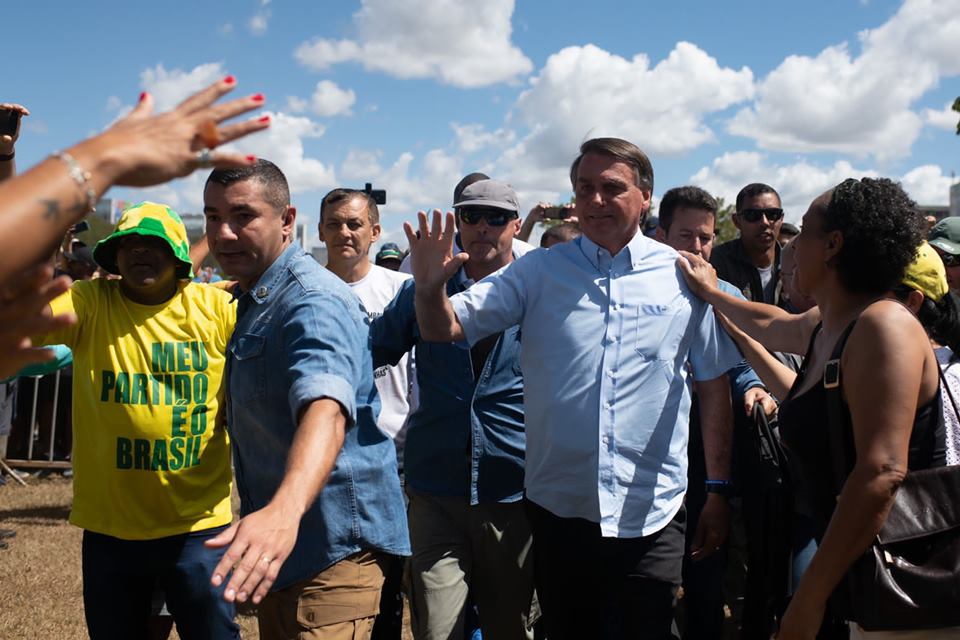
114, 372, 130, 405
171, 406, 187, 437
184, 435, 195, 469
176, 342, 190, 372
163, 374, 173, 405
150, 439, 168, 471
173, 375, 191, 405
190, 405, 208, 435
101, 371, 116, 402
191, 341, 208, 372
131, 374, 149, 406
133, 439, 150, 470
116, 437, 132, 469
169, 437, 185, 470
190, 435, 202, 467
151, 342, 175, 373
193, 374, 208, 404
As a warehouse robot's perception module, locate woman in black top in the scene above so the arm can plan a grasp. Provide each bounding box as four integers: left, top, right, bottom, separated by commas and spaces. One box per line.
679, 178, 945, 639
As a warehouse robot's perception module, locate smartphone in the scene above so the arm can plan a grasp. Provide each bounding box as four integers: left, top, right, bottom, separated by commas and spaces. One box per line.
0, 109, 21, 137
543, 205, 571, 219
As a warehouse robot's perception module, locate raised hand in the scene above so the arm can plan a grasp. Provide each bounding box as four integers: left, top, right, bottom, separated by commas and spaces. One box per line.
404, 210, 468, 292
0, 264, 75, 379
85, 76, 270, 188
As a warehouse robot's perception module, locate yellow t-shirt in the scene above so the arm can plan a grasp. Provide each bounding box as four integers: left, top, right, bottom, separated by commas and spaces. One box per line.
39, 279, 236, 540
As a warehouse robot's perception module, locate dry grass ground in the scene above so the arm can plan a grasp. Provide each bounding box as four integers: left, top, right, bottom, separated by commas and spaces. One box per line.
0, 475, 413, 640
1, 475, 257, 639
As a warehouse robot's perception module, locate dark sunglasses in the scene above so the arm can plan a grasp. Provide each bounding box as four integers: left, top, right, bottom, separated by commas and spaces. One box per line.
739, 207, 784, 223
457, 207, 518, 227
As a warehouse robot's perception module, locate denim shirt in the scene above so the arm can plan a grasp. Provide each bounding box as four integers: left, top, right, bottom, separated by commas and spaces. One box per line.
227, 243, 409, 590
719, 279, 764, 398
371, 275, 525, 505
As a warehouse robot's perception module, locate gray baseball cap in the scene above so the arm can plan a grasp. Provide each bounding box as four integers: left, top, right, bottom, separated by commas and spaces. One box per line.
929, 217, 960, 255
454, 179, 520, 212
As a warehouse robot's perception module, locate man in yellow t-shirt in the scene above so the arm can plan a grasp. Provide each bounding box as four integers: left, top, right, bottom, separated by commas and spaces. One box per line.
36, 202, 239, 640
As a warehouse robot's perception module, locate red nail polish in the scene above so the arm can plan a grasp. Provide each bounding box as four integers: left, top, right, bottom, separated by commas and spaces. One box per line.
223, 75, 236, 85
257, 115, 270, 124
251, 93, 265, 103
138, 92, 148, 102
246, 155, 257, 163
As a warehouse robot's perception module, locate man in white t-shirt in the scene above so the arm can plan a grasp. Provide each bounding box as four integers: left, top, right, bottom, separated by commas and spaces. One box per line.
318, 187, 413, 640
319, 188, 413, 454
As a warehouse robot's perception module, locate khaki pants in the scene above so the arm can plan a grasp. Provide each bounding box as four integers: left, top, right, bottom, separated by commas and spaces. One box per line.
257, 550, 387, 640
406, 488, 538, 640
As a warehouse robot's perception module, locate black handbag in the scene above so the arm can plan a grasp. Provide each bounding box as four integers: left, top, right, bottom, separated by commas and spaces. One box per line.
823, 322, 960, 631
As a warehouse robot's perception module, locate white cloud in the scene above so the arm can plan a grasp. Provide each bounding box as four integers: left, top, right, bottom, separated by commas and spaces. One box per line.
225, 111, 336, 195
924, 102, 959, 132
689, 151, 952, 223
139, 62, 226, 112
483, 42, 752, 204
286, 96, 308, 113
218, 22, 234, 36
452, 123, 515, 154
340, 149, 383, 182
900, 165, 954, 205
309, 80, 356, 117
249, 1, 271, 36
294, 0, 532, 87
728, 0, 960, 159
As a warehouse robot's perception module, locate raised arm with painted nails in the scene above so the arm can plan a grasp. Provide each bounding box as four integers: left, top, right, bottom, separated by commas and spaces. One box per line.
678, 250, 820, 355
406, 210, 469, 342
0, 77, 269, 285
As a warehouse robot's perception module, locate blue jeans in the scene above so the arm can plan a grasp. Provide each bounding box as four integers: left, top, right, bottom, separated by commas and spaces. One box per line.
82, 525, 239, 640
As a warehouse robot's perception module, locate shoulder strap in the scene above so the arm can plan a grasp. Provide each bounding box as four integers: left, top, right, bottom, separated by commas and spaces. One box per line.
938, 361, 960, 421
823, 321, 859, 495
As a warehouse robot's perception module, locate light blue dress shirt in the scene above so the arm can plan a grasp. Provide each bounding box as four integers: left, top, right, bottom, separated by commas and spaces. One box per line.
449, 232, 741, 538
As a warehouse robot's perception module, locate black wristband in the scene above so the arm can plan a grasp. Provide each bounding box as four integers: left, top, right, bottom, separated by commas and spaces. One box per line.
705, 479, 735, 497
0, 151, 14, 161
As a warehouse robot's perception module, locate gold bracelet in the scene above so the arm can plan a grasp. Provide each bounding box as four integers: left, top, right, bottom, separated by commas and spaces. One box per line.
52, 151, 97, 213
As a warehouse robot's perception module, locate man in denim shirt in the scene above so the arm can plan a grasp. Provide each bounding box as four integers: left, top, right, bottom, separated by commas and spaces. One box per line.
201, 160, 409, 640
373, 180, 537, 640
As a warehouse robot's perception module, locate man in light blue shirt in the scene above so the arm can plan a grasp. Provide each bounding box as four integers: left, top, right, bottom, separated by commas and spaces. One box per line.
405, 138, 742, 639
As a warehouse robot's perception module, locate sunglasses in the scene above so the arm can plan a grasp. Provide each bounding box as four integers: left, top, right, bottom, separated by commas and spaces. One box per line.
739, 207, 785, 223
457, 207, 518, 227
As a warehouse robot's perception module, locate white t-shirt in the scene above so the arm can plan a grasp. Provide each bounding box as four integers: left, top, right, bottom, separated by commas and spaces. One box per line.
348, 265, 414, 441
936, 347, 960, 466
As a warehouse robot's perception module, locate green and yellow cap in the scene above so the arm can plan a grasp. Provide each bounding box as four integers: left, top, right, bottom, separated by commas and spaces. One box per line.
93, 201, 194, 279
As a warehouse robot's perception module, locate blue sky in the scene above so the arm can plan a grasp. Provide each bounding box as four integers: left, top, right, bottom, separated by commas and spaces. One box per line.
6, 0, 958, 250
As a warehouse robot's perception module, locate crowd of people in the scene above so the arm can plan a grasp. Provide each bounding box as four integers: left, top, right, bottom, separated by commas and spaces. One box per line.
1, 79, 958, 640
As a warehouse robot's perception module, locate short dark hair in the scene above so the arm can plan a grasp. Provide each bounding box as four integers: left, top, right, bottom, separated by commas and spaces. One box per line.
569, 138, 654, 193
540, 222, 582, 247
819, 177, 925, 296
319, 188, 380, 225
735, 183, 780, 211
205, 159, 290, 214
658, 186, 717, 232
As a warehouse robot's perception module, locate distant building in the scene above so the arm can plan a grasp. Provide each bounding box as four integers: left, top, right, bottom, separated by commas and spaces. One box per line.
951, 183, 960, 218
310, 245, 328, 265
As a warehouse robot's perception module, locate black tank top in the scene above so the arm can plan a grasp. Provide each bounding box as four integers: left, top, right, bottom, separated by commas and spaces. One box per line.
779, 321, 946, 528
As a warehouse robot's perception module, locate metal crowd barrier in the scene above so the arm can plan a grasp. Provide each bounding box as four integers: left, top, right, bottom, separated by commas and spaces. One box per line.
4, 370, 72, 471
